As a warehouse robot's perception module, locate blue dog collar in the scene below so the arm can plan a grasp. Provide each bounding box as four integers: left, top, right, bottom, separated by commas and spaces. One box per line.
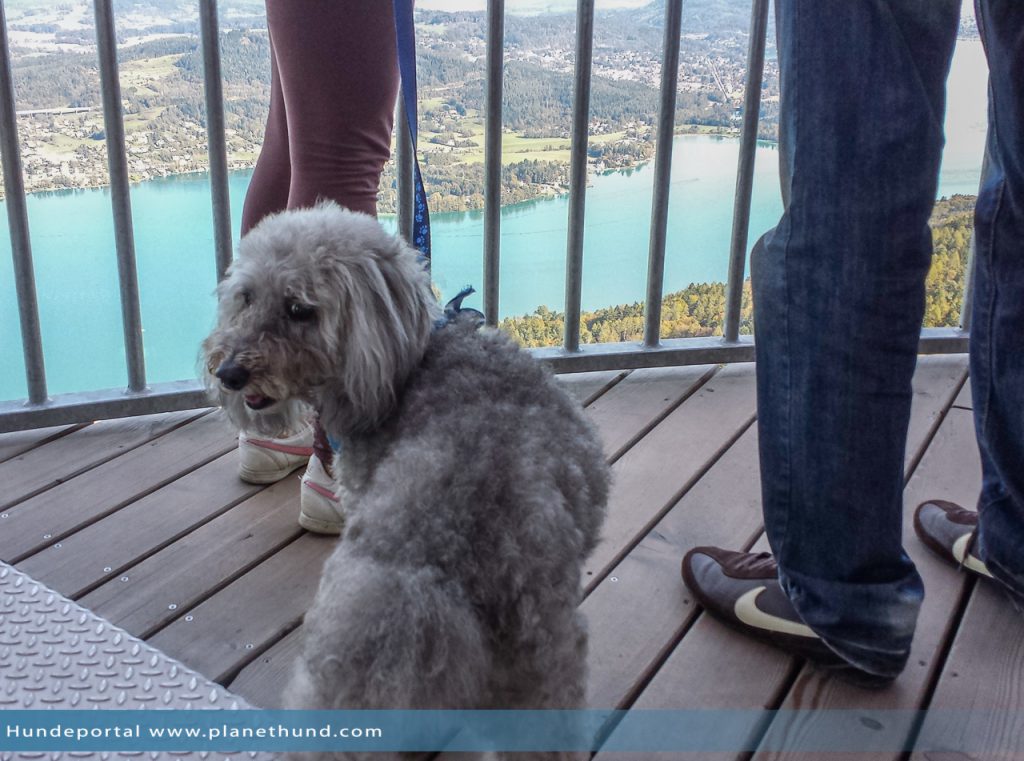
327, 285, 483, 453
435, 285, 484, 330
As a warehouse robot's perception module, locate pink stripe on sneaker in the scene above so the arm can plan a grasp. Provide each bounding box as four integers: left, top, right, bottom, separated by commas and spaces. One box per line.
304, 479, 341, 503
246, 438, 315, 457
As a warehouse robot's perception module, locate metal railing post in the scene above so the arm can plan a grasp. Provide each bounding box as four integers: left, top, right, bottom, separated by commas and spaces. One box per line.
958, 233, 975, 333
723, 0, 769, 343
93, 0, 147, 392
642, 0, 684, 348
563, 0, 595, 352
0, 0, 47, 404
396, 96, 414, 244
199, 0, 233, 280
483, 0, 505, 327
957, 148, 989, 334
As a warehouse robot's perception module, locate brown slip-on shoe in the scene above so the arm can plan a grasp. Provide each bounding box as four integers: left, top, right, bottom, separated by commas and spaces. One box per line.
913, 500, 993, 580
681, 547, 893, 688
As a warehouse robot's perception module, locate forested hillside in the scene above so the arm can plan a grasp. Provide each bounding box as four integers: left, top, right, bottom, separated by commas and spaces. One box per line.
500, 196, 975, 346
924, 194, 974, 327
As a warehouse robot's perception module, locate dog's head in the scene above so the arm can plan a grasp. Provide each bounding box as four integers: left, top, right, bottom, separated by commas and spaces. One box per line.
202, 202, 441, 437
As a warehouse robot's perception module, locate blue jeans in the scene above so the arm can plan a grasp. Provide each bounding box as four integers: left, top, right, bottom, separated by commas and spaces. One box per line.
752, 0, 1024, 679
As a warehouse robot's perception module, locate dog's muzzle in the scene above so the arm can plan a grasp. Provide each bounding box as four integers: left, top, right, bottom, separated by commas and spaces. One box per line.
215, 359, 251, 391
215, 359, 277, 410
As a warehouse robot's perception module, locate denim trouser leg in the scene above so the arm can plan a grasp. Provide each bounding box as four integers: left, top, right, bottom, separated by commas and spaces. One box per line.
752, 0, 959, 678
971, 1, 1024, 597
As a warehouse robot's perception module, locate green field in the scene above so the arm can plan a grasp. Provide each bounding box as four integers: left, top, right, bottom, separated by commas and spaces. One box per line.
418, 111, 633, 167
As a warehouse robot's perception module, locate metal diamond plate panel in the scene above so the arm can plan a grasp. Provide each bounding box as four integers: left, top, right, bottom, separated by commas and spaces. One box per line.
0, 562, 274, 760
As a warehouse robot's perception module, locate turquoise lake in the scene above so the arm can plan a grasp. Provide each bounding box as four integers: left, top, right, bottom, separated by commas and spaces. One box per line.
0, 41, 989, 401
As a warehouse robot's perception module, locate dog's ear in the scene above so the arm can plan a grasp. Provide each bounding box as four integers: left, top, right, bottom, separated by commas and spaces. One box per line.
316, 235, 441, 435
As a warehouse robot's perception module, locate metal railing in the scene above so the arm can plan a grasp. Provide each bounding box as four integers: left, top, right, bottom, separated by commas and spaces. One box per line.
0, 0, 970, 432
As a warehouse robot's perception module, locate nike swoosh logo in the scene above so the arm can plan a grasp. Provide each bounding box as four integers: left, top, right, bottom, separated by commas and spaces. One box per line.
952, 534, 993, 578
734, 587, 817, 638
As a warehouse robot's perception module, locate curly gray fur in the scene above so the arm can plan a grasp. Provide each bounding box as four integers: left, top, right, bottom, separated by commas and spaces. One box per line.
202, 203, 609, 761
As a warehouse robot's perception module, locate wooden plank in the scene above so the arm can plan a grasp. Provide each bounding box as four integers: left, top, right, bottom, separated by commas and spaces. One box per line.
904, 355, 968, 470
17, 449, 263, 598
583, 427, 763, 711
0, 412, 237, 563
595, 648, 789, 760
584, 365, 717, 461
749, 407, 981, 761
147, 532, 336, 683
78, 475, 304, 638
953, 378, 972, 409
0, 423, 81, 464
589, 357, 969, 759
593, 534, 791, 761
910, 580, 1024, 761
228, 627, 305, 709
557, 370, 628, 407
584, 362, 758, 583
0, 408, 206, 511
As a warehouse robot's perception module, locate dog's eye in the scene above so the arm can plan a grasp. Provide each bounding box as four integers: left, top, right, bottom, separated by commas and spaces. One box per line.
287, 301, 316, 322
241, 290, 252, 307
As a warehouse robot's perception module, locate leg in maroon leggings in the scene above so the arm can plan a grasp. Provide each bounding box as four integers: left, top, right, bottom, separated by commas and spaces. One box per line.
243, 3, 398, 229
242, 2, 401, 469
241, 38, 290, 235
266, 0, 399, 216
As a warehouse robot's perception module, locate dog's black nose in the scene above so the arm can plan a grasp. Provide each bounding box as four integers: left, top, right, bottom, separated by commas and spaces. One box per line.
215, 360, 250, 391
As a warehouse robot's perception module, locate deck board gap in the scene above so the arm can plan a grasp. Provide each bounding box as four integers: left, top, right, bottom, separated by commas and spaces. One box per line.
0, 409, 214, 514
733, 659, 809, 761
903, 371, 968, 484
63, 482, 273, 602
223, 625, 306, 695
0, 422, 87, 464
592, 527, 777, 740
614, 597, 707, 710
900, 575, 979, 760
579, 370, 632, 407
585, 411, 756, 597
139, 529, 310, 640
220, 616, 305, 689
606, 364, 720, 467
8, 436, 238, 565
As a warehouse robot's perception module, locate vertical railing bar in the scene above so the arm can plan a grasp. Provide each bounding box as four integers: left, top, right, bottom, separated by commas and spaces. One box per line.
93, 0, 146, 392
0, 0, 47, 404
396, 95, 414, 243
483, 0, 505, 327
958, 232, 975, 332
957, 148, 988, 333
642, 0, 684, 348
563, 0, 595, 353
722, 0, 768, 343
198, 0, 233, 280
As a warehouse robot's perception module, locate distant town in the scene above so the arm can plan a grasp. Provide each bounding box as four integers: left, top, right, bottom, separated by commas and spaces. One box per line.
0, 0, 976, 208
0, 0, 776, 204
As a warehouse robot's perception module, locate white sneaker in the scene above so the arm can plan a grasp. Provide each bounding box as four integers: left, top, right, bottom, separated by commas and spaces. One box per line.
299, 454, 345, 534
237, 427, 314, 484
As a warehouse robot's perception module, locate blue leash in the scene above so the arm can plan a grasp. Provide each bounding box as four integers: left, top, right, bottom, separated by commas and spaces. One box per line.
393, 1, 481, 327
325, 6, 473, 452
393, 0, 431, 261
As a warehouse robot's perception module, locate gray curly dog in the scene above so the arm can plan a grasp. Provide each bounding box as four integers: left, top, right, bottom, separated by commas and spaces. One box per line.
203, 203, 609, 760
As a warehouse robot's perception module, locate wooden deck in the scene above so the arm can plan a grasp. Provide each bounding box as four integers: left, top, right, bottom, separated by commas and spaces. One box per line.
2, 355, 1021, 758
